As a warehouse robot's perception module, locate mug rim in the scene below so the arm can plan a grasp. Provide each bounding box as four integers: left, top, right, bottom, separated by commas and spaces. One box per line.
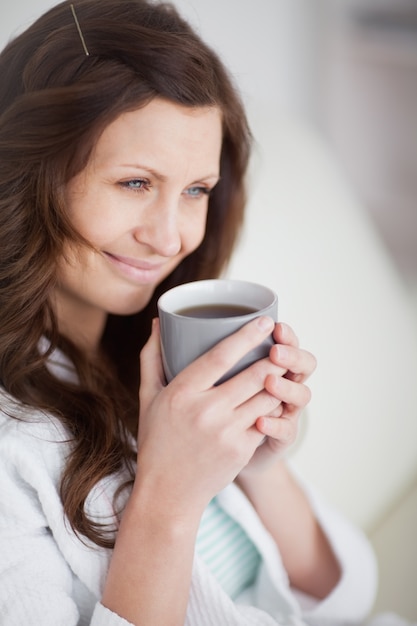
157, 279, 277, 318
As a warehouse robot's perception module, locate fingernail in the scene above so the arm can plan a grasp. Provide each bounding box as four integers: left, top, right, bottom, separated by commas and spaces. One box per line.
276, 345, 288, 361
279, 322, 288, 338
257, 316, 274, 332
257, 416, 270, 434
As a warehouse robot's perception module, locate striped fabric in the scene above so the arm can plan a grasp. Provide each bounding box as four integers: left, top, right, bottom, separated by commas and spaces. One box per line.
195, 497, 261, 599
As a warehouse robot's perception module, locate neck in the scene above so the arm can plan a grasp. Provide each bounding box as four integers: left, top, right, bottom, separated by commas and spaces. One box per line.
51, 288, 107, 355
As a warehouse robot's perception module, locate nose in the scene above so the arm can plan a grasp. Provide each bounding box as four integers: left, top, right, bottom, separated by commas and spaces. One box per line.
133, 197, 182, 257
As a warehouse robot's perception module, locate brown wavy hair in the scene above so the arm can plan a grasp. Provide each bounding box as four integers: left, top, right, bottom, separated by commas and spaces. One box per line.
0, 0, 251, 547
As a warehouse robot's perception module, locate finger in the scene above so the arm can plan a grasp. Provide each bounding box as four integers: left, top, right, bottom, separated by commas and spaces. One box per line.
255, 414, 299, 447
272, 322, 299, 347
265, 374, 312, 409
235, 387, 282, 423
139, 318, 165, 405
175, 315, 275, 390
218, 353, 286, 414
269, 344, 317, 383
264, 403, 284, 418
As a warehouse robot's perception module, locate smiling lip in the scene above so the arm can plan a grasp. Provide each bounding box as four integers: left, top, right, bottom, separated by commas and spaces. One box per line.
103, 252, 166, 284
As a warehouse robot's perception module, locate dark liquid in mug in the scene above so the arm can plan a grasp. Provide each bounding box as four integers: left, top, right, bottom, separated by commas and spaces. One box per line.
176, 303, 257, 318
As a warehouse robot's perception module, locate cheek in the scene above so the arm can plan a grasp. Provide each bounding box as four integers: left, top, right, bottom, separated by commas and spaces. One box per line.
181, 211, 208, 253
68, 203, 131, 249
65, 183, 125, 246
57, 240, 92, 277
74, 220, 118, 248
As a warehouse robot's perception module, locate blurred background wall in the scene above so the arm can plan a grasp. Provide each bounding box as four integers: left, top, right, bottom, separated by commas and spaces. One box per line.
175, 0, 417, 297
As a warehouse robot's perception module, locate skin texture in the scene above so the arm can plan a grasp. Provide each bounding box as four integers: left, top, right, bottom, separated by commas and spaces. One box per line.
53, 98, 339, 625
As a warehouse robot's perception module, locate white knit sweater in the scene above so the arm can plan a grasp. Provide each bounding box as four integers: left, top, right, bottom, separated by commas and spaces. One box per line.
0, 383, 378, 626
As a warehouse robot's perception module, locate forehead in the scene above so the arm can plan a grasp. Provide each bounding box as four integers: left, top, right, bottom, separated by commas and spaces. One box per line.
89, 98, 223, 174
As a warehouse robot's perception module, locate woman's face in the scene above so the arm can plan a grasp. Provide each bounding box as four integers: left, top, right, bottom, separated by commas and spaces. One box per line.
54, 98, 222, 346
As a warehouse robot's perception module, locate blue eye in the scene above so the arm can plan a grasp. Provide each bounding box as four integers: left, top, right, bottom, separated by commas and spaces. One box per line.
120, 179, 150, 192
185, 186, 211, 198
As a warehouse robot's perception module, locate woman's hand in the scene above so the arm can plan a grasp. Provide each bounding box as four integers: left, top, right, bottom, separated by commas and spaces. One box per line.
135, 315, 288, 516
237, 322, 317, 476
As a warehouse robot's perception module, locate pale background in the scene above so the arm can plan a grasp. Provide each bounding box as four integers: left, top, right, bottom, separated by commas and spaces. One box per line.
1, 0, 416, 620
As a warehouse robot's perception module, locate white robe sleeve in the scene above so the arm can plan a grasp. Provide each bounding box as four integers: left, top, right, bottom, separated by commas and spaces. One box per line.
289, 473, 378, 625
217, 472, 378, 626
90, 604, 134, 626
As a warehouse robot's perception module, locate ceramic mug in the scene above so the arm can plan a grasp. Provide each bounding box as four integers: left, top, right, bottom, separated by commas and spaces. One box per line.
157, 279, 278, 384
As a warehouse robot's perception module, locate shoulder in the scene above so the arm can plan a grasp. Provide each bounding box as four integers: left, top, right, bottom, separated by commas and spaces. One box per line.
0, 387, 71, 490
0, 386, 132, 531
0, 342, 78, 478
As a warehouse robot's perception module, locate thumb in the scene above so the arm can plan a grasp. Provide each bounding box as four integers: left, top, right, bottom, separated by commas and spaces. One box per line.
139, 318, 165, 409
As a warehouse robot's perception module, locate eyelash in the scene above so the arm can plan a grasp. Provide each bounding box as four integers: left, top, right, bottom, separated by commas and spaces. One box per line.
119, 179, 213, 198
119, 179, 150, 193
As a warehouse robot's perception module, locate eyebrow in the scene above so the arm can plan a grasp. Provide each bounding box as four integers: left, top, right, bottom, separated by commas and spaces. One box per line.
120, 164, 220, 183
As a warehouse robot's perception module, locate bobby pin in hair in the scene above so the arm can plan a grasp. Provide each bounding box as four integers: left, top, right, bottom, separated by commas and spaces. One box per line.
70, 3, 90, 56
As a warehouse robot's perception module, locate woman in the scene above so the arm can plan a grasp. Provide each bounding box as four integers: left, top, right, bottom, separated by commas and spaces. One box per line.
0, 1, 378, 625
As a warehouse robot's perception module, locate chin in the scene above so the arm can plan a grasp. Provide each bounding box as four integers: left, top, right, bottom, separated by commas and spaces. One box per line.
106, 290, 155, 317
